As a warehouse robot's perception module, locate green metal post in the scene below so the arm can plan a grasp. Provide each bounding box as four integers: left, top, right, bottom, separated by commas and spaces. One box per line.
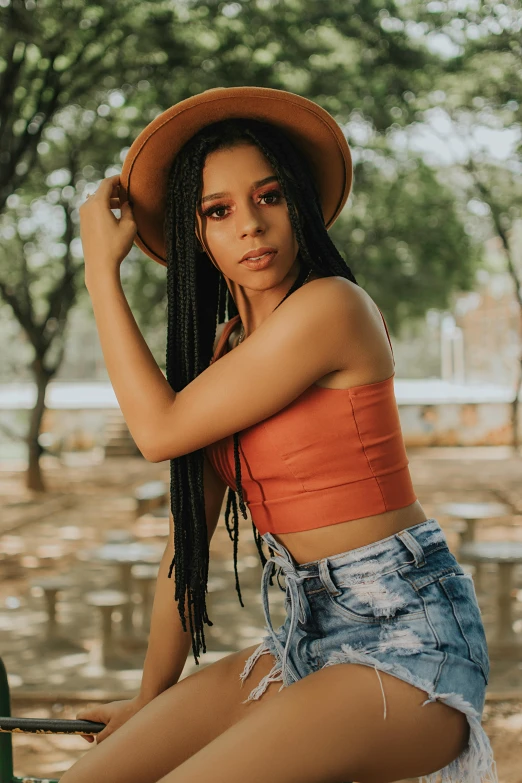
0, 657, 14, 783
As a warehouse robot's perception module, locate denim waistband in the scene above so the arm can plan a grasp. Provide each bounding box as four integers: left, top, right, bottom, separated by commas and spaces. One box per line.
258, 517, 448, 686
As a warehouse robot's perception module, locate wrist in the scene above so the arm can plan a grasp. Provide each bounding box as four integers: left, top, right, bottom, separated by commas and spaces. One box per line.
85, 267, 121, 294
135, 685, 171, 707
137, 673, 181, 706
134, 692, 153, 708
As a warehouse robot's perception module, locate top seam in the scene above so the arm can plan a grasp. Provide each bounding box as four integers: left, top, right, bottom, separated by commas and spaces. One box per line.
348, 392, 387, 510
260, 418, 310, 493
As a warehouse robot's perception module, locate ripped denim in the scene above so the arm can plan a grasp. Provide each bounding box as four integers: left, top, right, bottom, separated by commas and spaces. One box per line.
239, 518, 498, 783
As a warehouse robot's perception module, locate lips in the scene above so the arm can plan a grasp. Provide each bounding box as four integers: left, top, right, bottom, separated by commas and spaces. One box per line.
240, 251, 277, 270
240, 246, 277, 263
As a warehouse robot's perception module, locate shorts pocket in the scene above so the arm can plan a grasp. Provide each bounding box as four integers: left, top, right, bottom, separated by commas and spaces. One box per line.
325, 568, 427, 625
438, 573, 490, 684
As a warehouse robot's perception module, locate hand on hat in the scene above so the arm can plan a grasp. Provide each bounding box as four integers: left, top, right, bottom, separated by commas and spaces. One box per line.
79, 174, 137, 283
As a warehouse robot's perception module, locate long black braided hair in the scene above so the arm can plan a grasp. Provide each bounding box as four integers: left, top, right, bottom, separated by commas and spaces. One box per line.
163, 117, 358, 666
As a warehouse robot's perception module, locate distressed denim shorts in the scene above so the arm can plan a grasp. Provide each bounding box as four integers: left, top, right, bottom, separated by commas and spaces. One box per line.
239, 517, 497, 783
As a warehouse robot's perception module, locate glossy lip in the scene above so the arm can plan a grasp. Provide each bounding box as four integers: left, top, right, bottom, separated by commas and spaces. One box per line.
240, 252, 276, 270
240, 245, 277, 263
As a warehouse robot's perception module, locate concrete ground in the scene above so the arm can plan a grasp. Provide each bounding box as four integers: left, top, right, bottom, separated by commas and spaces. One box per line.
1, 446, 521, 782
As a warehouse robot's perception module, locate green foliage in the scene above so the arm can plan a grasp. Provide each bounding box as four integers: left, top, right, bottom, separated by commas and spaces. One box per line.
0, 0, 508, 374
332, 152, 482, 332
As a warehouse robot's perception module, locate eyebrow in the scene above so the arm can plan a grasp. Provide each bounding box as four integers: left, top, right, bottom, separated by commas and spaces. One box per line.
200, 175, 279, 205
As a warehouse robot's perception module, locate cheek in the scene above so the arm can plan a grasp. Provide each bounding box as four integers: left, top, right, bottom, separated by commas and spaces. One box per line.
203, 225, 238, 268
205, 224, 231, 254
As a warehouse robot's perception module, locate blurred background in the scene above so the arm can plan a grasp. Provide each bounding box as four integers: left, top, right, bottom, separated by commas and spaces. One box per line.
0, 0, 521, 781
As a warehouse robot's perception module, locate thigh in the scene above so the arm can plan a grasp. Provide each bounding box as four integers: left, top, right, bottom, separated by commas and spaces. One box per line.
60, 643, 281, 783
152, 662, 471, 783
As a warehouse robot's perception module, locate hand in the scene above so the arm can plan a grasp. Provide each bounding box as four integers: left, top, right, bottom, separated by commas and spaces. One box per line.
75, 695, 145, 745
79, 174, 137, 282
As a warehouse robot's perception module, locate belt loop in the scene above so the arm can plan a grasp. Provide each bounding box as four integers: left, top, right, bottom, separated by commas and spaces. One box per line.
318, 558, 342, 596
396, 529, 426, 568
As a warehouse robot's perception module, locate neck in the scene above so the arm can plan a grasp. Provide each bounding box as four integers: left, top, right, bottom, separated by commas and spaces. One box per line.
236, 265, 313, 344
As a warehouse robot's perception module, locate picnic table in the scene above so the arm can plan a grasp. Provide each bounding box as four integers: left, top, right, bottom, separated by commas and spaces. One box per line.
77, 542, 164, 635
134, 480, 168, 517
439, 501, 511, 592
439, 501, 511, 544
460, 541, 522, 658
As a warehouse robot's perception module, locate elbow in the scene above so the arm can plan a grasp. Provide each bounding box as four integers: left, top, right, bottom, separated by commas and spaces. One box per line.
140, 437, 176, 463
139, 439, 165, 463
139, 424, 182, 463
142, 446, 166, 463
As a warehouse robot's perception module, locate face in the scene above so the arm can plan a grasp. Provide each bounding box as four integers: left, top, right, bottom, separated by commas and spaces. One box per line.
195, 142, 300, 302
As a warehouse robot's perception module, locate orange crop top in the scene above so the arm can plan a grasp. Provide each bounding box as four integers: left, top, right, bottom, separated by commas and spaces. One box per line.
204, 308, 417, 535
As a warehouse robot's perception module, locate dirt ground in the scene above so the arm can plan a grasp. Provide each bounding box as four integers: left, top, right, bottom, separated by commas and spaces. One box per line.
1, 446, 522, 781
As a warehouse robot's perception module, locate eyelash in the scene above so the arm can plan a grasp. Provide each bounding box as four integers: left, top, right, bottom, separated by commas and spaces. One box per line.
201, 189, 283, 221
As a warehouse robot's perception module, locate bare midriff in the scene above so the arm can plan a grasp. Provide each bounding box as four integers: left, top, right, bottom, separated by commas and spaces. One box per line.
272, 500, 428, 566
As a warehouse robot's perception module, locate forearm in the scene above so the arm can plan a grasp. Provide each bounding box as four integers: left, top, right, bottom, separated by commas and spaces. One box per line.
138, 543, 193, 704
86, 272, 175, 458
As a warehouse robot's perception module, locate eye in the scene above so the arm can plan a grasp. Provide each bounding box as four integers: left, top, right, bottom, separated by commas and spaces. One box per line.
204, 205, 228, 219
202, 189, 284, 221
260, 189, 283, 205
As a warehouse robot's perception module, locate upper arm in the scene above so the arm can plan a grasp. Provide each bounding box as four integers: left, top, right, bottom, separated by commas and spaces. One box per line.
148, 277, 368, 462
167, 453, 227, 550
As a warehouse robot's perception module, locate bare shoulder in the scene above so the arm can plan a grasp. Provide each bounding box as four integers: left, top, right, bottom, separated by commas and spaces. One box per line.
321, 275, 377, 312
299, 275, 384, 340
303, 275, 393, 370
321, 276, 394, 381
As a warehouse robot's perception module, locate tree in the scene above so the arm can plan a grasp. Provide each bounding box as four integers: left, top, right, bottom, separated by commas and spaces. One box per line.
0, 148, 84, 490
0, 0, 195, 489
0, 0, 485, 488
408, 0, 522, 447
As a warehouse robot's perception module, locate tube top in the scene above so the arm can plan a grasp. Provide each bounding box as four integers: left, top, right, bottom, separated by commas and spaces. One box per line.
204, 307, 417, 535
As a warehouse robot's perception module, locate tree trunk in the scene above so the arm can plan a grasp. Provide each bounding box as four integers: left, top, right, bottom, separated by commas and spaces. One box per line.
26, 361, 51, 492
512, 352, 522, 453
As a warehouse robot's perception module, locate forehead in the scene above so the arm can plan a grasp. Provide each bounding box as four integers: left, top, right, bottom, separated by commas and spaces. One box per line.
202, 143, 275, 183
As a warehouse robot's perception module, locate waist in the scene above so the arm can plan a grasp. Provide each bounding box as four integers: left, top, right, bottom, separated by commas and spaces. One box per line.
271, 501, 426, 566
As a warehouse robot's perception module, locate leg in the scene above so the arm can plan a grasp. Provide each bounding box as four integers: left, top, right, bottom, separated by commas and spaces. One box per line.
155, 662, 470, 783
60, 643, 285, 783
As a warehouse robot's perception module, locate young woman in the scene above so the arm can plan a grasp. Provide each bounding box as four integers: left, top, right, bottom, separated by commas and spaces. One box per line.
67, 87, 497, 783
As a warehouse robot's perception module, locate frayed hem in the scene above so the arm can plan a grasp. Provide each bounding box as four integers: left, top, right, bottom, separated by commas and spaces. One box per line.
418, 711, 498, 783
238, 639, 285, 703
322, 642, 498, 783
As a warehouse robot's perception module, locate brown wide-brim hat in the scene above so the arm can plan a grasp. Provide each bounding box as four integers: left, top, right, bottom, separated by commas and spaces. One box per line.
120, 86, 353, 267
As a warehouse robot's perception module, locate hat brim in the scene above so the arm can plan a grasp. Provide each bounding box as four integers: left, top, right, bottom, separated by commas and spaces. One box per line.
120, 86, 352, 266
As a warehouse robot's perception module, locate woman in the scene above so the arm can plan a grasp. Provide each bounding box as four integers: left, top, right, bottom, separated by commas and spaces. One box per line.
67, 87, 497, 783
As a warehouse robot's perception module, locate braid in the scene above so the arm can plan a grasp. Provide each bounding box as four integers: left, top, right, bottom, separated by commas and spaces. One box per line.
163, 116, 358, 666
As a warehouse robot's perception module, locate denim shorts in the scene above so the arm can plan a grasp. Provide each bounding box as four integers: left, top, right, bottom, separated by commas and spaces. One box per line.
239, 518, 498, 783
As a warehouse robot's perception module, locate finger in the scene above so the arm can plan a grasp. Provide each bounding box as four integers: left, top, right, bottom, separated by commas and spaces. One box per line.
76, 708, 100, 720
92, 175, 121, 203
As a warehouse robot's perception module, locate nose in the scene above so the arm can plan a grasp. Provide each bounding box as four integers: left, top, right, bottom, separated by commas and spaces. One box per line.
236, 199, 266, 239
